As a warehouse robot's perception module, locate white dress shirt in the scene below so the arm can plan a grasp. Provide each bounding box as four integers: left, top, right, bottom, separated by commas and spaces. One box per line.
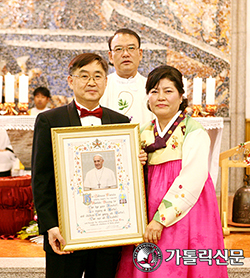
74, 99, 102, 126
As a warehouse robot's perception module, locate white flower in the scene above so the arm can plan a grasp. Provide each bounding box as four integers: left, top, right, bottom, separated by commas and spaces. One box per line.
26, 223, 39, 234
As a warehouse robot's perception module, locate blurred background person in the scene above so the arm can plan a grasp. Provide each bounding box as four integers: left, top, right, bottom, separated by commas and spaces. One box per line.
29, 86, 51, 116
0, 129, 16, 177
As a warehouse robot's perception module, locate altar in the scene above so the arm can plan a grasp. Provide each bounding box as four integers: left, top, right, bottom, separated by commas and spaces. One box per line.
0, 175, 34, 235
0, 116, 224, 185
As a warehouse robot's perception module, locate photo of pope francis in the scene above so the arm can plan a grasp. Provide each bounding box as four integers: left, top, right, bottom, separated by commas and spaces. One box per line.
84, 154, 117, 190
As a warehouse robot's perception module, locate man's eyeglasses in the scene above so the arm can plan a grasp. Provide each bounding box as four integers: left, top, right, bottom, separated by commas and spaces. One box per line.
71, 74, 105, 83
111, 45, 139, 54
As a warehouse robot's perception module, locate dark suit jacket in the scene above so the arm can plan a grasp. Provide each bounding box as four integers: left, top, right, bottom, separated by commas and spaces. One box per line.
31, 101, 130, 253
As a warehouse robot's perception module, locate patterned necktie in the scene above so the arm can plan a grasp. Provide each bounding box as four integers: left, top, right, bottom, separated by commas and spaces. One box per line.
75, 103, 103, 118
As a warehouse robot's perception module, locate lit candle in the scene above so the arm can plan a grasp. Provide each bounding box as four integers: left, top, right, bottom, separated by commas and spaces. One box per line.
182, 77, 188, 98
4, 73, 15, 103
0, 76, 2, 103
19, 74, 29, 103
193, 77, 202, 105
206, 76, 216, 104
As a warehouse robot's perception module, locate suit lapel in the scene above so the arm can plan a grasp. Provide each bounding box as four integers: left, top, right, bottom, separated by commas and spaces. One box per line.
67, 101, 81, 126
101, 107, 111, 124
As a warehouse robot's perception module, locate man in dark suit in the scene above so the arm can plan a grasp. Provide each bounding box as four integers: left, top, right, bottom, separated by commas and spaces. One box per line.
31, 53, 130, 278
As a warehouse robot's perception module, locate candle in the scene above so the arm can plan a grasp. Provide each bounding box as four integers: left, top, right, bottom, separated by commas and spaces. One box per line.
193, 77, 202, 105
206, 76, 216, 104
182, 77, 187, 98
4, 73, 15, 103
19, 74, 29, 103
0, 76, 2, 103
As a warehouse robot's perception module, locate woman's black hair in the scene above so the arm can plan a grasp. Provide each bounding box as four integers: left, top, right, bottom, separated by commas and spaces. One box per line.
146, 65, 188, 111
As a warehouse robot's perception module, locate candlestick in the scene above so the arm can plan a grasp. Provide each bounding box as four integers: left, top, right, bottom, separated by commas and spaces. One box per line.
192, 104, 203, 117
0, 76, 2, 103
182, 77, 187, 98
205, 104, 218, 117
19, 74, 29, 103
193, 77, 202, 105
4, 73, 15, 103
206, 76, 216, 104
17, 102, 29, 115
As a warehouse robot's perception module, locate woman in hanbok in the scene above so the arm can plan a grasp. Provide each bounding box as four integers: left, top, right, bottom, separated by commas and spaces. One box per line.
116, 65, 228, 277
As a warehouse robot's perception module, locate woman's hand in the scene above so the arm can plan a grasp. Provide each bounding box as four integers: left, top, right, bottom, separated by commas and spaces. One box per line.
139, 150, 147, 165
143, 220, 164, 245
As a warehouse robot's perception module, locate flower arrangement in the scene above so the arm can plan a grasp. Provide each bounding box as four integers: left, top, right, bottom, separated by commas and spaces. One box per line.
17, 213, 39, 240
233, 143, 250, 165
245, 153, 250, 166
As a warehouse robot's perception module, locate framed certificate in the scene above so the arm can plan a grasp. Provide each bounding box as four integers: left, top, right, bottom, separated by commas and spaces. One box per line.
51, 123, 147, 251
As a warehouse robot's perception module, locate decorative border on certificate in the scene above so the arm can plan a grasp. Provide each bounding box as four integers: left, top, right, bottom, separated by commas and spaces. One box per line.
51, 123, 147, 251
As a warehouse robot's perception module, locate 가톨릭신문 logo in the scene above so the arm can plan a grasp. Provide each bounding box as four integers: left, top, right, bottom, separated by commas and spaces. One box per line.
133, 243, 163, 272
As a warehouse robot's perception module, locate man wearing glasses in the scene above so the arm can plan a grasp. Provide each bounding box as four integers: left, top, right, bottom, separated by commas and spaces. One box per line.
101, 28, 153, 125
32, 53, 129, 278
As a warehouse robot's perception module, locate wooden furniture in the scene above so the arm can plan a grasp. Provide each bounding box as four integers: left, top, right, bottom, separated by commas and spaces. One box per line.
219, 141, 250, 235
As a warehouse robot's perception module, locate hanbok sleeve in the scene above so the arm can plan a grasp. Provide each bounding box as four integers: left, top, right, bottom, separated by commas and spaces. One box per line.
153, 128, 211, 227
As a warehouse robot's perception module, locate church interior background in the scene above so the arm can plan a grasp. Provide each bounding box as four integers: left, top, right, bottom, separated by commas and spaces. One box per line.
0, 0, 250, 277
2, 0, 248, 194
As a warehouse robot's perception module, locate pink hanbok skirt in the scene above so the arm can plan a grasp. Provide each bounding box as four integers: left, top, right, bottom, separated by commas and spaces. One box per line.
116, 160, 228, 277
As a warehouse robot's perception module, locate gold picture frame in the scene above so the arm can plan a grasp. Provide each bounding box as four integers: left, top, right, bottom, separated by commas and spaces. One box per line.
51, 123, 147, 251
